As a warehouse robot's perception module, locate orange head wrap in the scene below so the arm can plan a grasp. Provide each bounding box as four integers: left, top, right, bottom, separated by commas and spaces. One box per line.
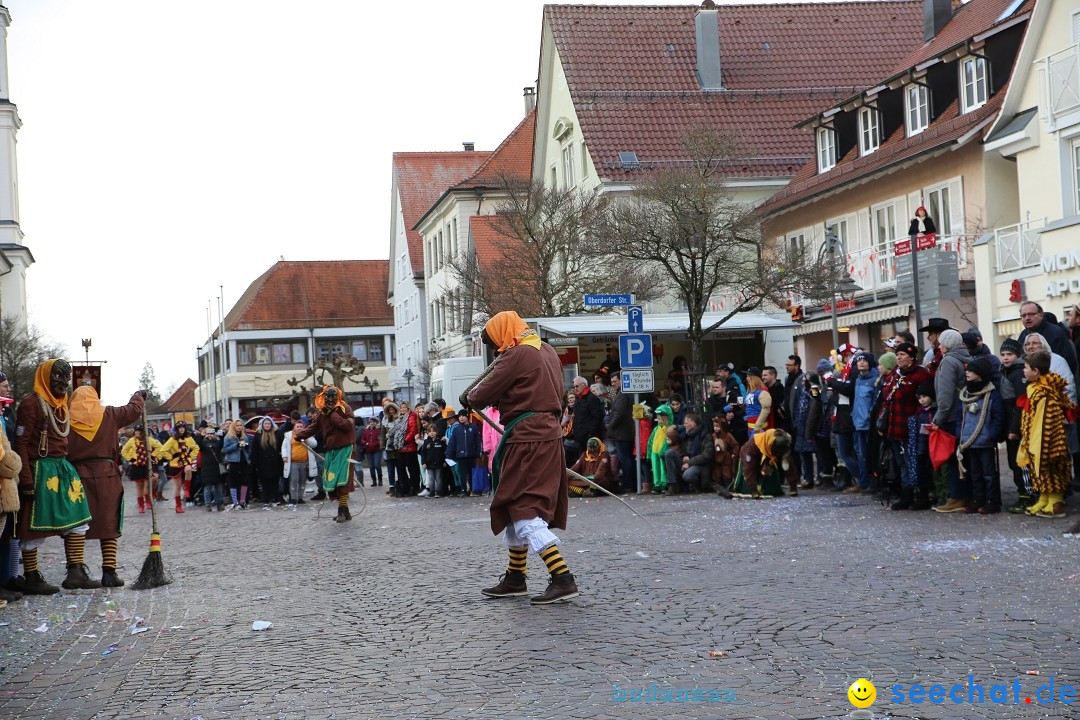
33, 359, 70, 413
484, 310, 540, 353
70, 385, 105, 441
314, 384, 348, 414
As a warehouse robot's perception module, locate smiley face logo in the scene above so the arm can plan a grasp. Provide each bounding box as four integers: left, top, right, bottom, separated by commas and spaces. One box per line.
847, 678, 876, 708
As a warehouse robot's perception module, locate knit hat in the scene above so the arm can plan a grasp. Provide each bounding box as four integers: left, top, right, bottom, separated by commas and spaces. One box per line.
966, 356, 992, 381
938, 329, 963, 351
816, 358, 832, 374
878, 352, 898, 371
916, 380, 935, 398
1000, 338, 1022, 356
855, 351, 876, 367
894, 342, 918, 358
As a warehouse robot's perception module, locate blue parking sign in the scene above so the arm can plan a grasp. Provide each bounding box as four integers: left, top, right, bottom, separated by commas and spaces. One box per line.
619, 333, 653, 369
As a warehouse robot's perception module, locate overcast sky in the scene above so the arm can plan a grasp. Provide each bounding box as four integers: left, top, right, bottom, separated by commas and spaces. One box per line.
7, 0, 796, 405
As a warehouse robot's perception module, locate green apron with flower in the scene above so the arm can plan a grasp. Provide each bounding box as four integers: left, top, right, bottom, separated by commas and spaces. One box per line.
30, 456, 92, 532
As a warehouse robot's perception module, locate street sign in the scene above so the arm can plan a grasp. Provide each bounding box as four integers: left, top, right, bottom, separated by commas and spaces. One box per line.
584, 293, 633, 307
621, 369, 654, 393
627, 305, 643, 333
619, 333, 653, 369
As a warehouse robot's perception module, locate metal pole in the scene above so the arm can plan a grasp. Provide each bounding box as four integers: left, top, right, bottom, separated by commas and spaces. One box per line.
827, 232, 840, 351
634, 392, 641, 494
910, 234, 924, 337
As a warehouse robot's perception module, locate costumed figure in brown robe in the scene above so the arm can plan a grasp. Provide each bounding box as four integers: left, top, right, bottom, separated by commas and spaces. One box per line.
466, 310, 579, 605
295, 385, 356, 522
13, 359, 101, 594
68, 386, 145, 587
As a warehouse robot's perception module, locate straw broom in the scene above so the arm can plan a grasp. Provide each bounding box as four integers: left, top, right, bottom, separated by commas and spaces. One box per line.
131, 402, 171, 589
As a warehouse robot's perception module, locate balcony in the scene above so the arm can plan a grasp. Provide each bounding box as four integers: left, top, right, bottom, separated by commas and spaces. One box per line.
1040, 42, 1080, 130
994, 218, 1045, 273
843, 233, 975, 293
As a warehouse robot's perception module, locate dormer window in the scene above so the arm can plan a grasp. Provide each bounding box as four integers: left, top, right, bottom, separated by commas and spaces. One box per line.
905, 84, 929, 136
858, 107, 880, 156
816, 127, 836, 172
960, 56, 989, 113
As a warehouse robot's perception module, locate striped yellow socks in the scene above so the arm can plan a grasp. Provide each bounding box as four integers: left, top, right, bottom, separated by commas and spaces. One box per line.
23, 547, 39, 573
338, 493, 348, 508
539, 545, 569, 576
100, 538, 118, 570
507, 546, 527, 575
64, 533, 87, 566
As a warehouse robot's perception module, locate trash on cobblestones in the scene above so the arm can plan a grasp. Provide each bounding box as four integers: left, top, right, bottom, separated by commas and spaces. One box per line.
971, 555, 979, 561
79, 634, 98, 639
708, 650, 729, 657
33, 623, 48, 633
690, 539, 703, 544
1068, 574, 1077, 580
783, 515, 792, 522
66, 604, 78, 609
168, 625, 184, 630
101, 643, 120, 656
0, 621, 10, 627
252, 595, 271, 601
576, 549, 589, 553
1026, 670, 1040, 675
635, 551, 649, 558
128, 617, 146, 634
130, 626, 150, 635
102, 605, 134, 622
251, 621, 272, 631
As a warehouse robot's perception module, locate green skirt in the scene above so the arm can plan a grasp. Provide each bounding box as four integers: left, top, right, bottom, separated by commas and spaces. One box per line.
30, 456, 93, 532
731, 460, 785, 498
322, 446, 351, 491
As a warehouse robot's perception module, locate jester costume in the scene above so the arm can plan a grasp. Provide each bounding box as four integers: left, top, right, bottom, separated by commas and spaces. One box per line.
1017, 373, 1075, 518
295, 385, 355, 522
159, 424, 200, 513
13, 359, 102, 593
646, 405, 674, 493
732, 429, 797, 498
468, 310, 578, 605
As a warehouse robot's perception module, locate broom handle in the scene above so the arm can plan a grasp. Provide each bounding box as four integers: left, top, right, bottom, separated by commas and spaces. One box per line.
141, 402, 159, 534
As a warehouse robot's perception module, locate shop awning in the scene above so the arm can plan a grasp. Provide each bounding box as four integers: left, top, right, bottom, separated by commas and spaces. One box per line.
993, 318, 1024, 338
793, 304, 911, 337
531, 311, 795, 339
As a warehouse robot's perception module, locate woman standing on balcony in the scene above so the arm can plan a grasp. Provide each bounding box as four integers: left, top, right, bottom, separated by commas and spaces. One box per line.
908, 206, 936, 242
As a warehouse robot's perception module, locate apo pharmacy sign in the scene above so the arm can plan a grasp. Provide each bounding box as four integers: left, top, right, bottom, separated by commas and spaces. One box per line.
1042, 250, 1080, 298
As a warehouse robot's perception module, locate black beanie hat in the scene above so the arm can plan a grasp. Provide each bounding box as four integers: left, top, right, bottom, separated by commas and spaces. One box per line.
1000, 338, 1022, 356
916, 380, 936, 398
966, 356, 992, 381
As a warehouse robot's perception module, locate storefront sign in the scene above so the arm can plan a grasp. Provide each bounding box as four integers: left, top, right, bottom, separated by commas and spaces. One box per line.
1043, 251, 1080, 298
821, 299, 857, 313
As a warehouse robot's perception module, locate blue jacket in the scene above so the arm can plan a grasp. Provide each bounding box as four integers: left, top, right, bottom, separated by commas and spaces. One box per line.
959, 386, 1004, 449
446, 422, 481, 459
851, 368, 880, 431
223, 435, 251, 463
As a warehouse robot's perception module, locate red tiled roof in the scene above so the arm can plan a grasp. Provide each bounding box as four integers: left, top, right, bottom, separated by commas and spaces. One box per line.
456, 110, 536, 189
760, 89, 1006, 215
546, 1, 925, 180
161, 379, 197, 413
887, 0, 1035, 80
225, 260, 393, 331
393, 152, 490, 276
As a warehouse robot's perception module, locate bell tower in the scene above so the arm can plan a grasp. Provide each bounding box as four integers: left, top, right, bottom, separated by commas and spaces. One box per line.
0, 3, 33, 330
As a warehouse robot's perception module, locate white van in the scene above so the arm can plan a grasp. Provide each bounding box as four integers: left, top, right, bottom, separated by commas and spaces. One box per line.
429, 357, 486, 407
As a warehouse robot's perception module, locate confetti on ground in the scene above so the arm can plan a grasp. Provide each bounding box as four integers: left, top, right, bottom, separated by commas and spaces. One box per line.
708, 650, 729, 657
636, 551, 650, 558
33, 623, 48, 633
251, 621, 272, 631
1026, 670, 1040, 676
690, 539, 703, 544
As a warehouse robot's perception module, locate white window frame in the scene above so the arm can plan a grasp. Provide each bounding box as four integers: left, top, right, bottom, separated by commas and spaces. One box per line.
580, 140, 589, 179
905, 84, 930, 136
871, 201, 896, 247
924, 182, 953, 236
825, 217, 849, 255
562, 142, 576, 189
1072, 137, 1080, 215
816, 127, 837, 172
960, 56, 989, 113
858, 107, 880, 156
549, 164, 558, 189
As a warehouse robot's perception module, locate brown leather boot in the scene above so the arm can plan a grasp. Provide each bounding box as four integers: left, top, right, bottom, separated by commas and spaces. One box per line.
22, 570, 60, 595
481, 570, 528, 598
637, 483, 652, 495
530, 573, 579, 604
62, 564, 103, 590
101, 568, 125, 588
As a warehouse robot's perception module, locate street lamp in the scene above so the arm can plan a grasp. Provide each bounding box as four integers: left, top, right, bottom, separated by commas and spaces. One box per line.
402, 369, 414, 404
826, 232, 863, 351
362, 377, 380, 411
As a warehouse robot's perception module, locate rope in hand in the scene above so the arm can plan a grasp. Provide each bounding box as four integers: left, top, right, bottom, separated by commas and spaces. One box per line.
460, 357, 649, 523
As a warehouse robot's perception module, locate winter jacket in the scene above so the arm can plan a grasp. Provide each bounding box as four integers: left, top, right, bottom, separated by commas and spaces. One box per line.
419, 435, 447, 469
933, 347, 973, 425
606, 390, 634, 443
851, 368, 881, 431
160, 435, 200, 469
250, 431, 284, 483
223, 434, 251, 464
280, 430, 317, 478
572, 390, 605, 446
199, 434, 225, 481
359, 426, 382, 454
1019, 318, 1079, 377
959, 385, 1004, 449
683, 425, 714, 469
447, 421, 481, 460
827, 374, 856, 434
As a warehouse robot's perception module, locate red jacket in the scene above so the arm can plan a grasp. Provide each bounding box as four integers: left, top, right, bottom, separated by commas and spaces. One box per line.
359, 426, 381, 453
879, 365, 932, 441
401, 411, 419, 453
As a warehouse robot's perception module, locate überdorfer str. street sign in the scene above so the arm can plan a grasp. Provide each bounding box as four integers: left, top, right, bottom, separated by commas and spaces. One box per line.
584, 294, 633, 306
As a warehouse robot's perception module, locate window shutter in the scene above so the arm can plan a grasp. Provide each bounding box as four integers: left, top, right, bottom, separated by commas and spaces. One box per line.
893, 196, 909, 243
948, 178, 965, 238
908, 191, 922, 229
855, 208, 871, 251
1072, 10, 1080, 44
813, 222, 827, 253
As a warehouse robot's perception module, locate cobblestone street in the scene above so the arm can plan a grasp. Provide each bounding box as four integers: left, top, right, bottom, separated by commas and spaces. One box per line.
1, 484, 1078, 719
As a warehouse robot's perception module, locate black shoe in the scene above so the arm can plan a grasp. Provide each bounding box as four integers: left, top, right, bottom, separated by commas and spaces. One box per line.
312, 492, 327, 501
482, 570, 528, 598
530, 573, 579, 605
63, 564, 103, 590
22, 571, 60, 595
340, 504, 352, 522
297, 499, 306, 505
0, 585, 22, 602
5, 575, 25, 592
890, 487, 913, 511
101, 568, 125, 588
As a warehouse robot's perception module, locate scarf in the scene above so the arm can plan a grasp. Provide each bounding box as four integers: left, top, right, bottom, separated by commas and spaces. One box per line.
1017, 374, 1073, 476
484, 310, 541, 352
70, 386, 105, 441
582, 438, 604, 462
33, 359, 69, 414
957, 382, 995, 472
314, 385, 348, 414
753, 429, 780, 463
135, 439, 148, 467
390, 415, 408, 450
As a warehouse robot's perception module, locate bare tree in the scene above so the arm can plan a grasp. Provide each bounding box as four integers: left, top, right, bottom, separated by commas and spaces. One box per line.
600, 128, 827, 401
446, 172, 662, 326
286, 354, 370, 409
0, 317, 67, 400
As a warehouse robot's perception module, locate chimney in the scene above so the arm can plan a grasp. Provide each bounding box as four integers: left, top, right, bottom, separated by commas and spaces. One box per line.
523, 86, 536, 114
462, 142, 475, 152
924, 0, 952, 42
695, 1, 723, 91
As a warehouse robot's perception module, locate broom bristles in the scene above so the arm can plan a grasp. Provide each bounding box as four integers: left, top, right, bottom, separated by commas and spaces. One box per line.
131, 532, 172, 589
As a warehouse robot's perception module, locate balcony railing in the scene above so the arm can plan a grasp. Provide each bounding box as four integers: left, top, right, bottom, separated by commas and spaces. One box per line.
995, 219, 1045, 273
1040, 42, 1080, 129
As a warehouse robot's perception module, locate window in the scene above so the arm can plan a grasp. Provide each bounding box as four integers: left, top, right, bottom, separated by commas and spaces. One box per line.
437, 230, 444, 269
238, 344, 252, 366
237, 341, 304, 366
825, 218, 849, 255
562, 143, 576, 188
858, 107, 880, 155
452, 218, 458, 257
872, 203, 896, 247
1072, 138, 1080, 214
272, 343, 291, 364
371, 341, 383, 361
550, 164, 557, 189
960, 56, 988, 112
787, 233, 806, 257
906, 84, 929, 136
350, 341, 368, 362
925, 184, 953, 235
816, 128, 836, 172
581, 141, 588, 178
